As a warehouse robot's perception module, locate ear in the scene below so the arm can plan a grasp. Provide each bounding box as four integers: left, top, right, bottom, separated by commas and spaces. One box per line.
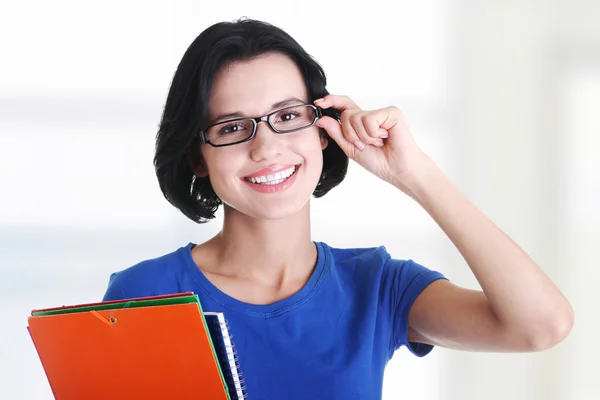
186, 146, 209, 178
319, 130, 329, 151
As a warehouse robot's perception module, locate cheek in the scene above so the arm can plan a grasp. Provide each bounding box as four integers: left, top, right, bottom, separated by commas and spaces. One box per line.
201, 148, 241, 191
291, 131, 325, 179
294, 127, 325, 151
299, 130, 326, 161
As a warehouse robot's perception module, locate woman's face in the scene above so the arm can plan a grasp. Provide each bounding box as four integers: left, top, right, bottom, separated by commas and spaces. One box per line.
196, 52, 328, 220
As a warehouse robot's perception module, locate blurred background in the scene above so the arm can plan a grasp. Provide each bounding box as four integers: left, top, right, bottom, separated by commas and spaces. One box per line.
1, 0, 598, 399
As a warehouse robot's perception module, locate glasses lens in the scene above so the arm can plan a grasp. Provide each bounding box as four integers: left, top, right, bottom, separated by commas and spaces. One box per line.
270, 105, 317, 133
206, 119, 255, 146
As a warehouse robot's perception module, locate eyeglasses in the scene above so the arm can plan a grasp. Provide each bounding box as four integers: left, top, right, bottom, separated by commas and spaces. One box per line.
198, 104, 322, 147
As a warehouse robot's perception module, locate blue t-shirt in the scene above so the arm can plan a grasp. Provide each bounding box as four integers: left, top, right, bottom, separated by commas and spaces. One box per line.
102, 242, 446, 399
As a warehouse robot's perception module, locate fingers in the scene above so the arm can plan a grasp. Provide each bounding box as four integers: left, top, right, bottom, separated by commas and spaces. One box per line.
364, 110, 391, 140
315, 96, 394, 151
338, 111, 379, 149
315, 116, 356, 158
341, 112, 366, 150
314, 95, 360, 112
350, 113, 384, 148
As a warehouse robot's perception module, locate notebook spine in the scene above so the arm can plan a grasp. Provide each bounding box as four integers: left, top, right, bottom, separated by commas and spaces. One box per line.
208, 318, 248, 399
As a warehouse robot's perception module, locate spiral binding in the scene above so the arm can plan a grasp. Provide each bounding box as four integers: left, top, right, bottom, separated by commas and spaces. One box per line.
206, 315, 248, 399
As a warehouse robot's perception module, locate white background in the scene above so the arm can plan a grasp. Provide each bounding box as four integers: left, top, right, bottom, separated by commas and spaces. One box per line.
1, 0, 599, 399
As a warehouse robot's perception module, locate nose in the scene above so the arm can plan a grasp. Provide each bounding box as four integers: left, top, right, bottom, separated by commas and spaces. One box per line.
250, 121, 282, 162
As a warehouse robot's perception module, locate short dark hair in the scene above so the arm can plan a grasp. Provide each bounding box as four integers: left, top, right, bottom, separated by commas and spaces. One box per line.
154, 18, 348, 223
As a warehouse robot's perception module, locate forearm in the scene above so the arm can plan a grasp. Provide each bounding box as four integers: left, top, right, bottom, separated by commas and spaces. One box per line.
395, 154, 573, 349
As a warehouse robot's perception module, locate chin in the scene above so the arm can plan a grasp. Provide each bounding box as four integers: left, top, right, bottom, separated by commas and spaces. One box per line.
232, 196, 311, 221
220, 185, 316, 221
255, 202, 309, 220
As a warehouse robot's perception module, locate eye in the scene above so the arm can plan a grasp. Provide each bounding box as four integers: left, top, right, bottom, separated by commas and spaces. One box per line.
277, 111, 301, 122
220, 123, 247, 134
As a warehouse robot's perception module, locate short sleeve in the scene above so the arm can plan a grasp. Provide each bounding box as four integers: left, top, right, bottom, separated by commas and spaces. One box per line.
380, 256, 447, 358
102, 273, 126, 301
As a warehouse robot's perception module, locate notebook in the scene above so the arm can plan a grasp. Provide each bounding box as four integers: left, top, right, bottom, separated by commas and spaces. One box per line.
27, 292, 247, 400
204, 312, 247, 399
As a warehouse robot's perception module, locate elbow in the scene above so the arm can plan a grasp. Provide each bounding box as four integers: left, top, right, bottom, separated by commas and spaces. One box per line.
527, 306, 574, 352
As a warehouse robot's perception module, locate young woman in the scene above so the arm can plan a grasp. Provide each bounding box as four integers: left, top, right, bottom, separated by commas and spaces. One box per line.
102, 18, 573, 399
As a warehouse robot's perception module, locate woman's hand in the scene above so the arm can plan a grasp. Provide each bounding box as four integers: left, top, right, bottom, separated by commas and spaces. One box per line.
314, 95, 430, 189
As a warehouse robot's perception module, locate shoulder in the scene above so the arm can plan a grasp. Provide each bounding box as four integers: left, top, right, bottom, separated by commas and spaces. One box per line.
322, 241, 440, 273
101, 243, 194, 301
318, 241, 400, 285
319, 242, 413, 281
319, 241, 445, 297
320, 241, 392, 267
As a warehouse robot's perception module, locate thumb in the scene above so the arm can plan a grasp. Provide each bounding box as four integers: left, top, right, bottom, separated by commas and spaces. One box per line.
316, 116, 354, 158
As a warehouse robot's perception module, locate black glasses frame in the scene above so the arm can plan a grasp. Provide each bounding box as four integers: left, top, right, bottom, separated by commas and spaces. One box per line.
198, 104, 322, 147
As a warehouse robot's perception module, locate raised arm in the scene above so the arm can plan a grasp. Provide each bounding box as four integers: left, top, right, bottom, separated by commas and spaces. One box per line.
399, 157, 573, 352
314, 95, 573, 352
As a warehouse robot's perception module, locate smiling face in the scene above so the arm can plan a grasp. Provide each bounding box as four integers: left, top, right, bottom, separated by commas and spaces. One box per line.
194, 52, 328, 220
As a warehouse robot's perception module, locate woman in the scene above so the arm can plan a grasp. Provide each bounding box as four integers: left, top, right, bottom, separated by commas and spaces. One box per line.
102, 18, 573, 399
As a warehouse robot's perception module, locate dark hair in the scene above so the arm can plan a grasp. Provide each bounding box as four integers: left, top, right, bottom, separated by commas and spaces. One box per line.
154, 18, 348, 223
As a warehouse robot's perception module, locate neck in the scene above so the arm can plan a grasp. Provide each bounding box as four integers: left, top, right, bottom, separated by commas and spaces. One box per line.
207, 202, 316, 282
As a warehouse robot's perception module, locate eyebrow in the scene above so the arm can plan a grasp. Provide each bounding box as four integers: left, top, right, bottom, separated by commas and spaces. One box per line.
210, 97, 306, 124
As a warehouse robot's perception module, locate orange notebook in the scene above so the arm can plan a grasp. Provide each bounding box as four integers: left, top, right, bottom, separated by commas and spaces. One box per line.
27, 292, 232, 400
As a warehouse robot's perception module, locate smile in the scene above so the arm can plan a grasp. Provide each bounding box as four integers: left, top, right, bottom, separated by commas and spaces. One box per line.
242, 165, 300, 193
243, 165, 297, 185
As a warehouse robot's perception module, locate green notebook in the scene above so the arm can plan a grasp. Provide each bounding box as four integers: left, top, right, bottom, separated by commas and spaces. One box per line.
31, 293, 200, 317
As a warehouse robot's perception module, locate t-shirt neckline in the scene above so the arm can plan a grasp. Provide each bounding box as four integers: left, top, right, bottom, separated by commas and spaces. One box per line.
179, 241, 329, 318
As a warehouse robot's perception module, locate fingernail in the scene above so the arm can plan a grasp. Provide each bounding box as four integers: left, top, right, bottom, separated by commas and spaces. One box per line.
380, 134, 389, 139
373, 140, 384, 147
354, 140, 365, 150
314, 98, 324, 104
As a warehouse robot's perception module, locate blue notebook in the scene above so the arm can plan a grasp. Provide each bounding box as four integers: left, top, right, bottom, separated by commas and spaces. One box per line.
204, 312, 247, 399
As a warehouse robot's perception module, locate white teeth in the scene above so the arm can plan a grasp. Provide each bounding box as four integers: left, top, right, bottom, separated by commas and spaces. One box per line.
246, 166, 297, 185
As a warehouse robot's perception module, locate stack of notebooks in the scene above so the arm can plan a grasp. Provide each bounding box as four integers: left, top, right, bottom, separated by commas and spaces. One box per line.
27, 292, 247, 399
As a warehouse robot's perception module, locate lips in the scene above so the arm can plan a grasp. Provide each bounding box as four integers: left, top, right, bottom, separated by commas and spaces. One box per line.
241, 164, 301, 193
244, 164, 296, 178
243, 165, 297, 185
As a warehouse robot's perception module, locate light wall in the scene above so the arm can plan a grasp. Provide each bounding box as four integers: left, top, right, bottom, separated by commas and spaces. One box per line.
1, 1, 598, 399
